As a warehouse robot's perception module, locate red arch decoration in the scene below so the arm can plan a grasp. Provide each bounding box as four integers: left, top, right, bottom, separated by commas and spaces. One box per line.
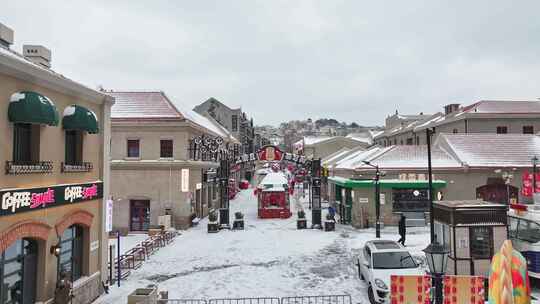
0, 220, 51, 252
55, 210, 94, 236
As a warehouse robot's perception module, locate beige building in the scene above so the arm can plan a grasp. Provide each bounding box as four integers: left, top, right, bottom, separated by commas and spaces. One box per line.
294, 136, 370, 159
374, 101, 540, 146
109, 91, 239, 233
327, 133, 540, 229
0, 22, 113, 304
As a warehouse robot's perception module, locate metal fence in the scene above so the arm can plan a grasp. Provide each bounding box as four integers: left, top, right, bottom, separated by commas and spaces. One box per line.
209, 297, 280, 304
157, 296, 352, 304
281, 295, 352, 304
159, 299, 208, 304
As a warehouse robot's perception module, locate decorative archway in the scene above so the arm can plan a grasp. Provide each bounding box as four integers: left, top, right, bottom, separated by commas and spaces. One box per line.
55, 209, 94, 236
0, 220, 51, 253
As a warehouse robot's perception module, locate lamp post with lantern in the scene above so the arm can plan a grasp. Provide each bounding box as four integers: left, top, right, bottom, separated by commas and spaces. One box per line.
423, 127, 449, 304
423, 243, 450, 304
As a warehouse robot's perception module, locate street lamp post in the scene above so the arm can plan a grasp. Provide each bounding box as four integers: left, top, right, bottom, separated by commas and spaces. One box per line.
426, 128, 435, 243
423, 243, 450, 304
363, 160, 381, 238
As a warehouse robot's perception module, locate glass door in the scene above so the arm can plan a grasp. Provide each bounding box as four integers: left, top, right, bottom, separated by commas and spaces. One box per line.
130, 200, 150, 231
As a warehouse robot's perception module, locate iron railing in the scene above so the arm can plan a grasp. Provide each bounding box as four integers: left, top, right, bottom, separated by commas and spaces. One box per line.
158, 296, 352, 304
61, 161, 93, 173
281, 295, 352, 304
209, 298, 280, 304
5, 160, 53, 174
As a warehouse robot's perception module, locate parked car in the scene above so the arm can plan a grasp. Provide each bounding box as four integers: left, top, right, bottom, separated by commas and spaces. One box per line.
358, 240, 424, 304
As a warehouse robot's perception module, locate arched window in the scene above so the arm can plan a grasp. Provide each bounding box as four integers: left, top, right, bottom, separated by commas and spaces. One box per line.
0, 238, 38, 303
58, 225, 84, 282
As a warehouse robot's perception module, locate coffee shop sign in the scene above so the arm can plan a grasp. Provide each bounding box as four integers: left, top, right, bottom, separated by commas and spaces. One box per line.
1, 182, 103, 216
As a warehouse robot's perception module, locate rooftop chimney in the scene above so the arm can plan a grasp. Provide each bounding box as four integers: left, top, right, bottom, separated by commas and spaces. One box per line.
0, 23, 14, 48
444, 103, 460, 115
23, 45, 51, 68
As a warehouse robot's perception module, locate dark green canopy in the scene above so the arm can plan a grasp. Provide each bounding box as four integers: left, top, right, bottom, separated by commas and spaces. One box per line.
8, 91, 59, 126
62, 105, 99, 134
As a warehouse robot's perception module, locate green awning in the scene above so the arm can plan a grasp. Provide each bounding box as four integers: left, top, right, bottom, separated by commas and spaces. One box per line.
329, 176, 447, 189
8, 91, 59, 126
62, 105, 99, 134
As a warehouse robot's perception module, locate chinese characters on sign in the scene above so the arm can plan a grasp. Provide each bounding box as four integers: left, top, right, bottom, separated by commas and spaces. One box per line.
181, 169, 190, 192
521, 171, 540, 197
0, 182, 103, 217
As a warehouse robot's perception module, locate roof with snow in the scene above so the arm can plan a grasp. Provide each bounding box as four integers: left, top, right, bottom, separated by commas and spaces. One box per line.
335, 147, 389, 170
297, 136, 371, 147
376, 100, 540, 139
355, 145, 461, 170
0, 45, 111, 103
436, 133, 540, 168
109, 91, 183, 120
346, 133, 373, 144
181, 109, 237, 141
322, 148, 351, 165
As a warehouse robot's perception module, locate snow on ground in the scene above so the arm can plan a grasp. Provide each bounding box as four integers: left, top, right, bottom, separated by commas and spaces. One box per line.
95, 187, 540, 303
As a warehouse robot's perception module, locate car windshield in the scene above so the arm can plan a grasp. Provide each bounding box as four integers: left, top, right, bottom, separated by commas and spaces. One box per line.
372, 252, 417, 269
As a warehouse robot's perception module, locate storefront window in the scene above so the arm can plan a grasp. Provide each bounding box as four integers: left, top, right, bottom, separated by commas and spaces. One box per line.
0, 238, 37, 304
58, 225, 84, 282
469, 227, 493, 259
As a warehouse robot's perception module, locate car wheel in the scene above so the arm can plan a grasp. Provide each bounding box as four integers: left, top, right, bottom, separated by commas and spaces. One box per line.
368, 285, 377, 304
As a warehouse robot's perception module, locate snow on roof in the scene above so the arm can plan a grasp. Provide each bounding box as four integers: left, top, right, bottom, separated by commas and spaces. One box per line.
355, 145, 461, 170
303, 136, 333, 145
322, 148, 351, 165
436, 133, 540, 167
0, 45, 109, 100
335, 147, 387, 170
182, 109, 230, 138
110, 91, 183, 119
259, 172, 288, 186
346, 133, 373, 144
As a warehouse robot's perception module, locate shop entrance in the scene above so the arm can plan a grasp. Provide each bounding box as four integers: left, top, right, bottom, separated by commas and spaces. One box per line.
0, 238, 38, 304
130, 200, 150, 231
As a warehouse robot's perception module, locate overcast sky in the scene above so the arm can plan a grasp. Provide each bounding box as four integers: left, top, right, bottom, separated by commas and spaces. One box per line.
3, 1, 540, 126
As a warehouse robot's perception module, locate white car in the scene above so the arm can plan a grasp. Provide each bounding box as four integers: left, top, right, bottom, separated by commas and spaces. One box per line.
358, 240, 424, 304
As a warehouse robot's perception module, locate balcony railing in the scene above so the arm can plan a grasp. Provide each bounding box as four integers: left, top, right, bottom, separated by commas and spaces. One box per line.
61, 162, 93, 173
5, 161, 54, 175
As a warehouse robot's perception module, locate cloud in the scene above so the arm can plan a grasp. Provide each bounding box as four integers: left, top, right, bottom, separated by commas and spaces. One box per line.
3, 0, 540, 125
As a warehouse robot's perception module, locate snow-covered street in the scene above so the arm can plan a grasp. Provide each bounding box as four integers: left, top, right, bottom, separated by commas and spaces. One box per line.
96, 188, 434, 303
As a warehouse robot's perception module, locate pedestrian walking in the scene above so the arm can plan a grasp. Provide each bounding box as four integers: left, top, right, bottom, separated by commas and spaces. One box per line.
327, 204, 336, 222
398, 214, 406, 246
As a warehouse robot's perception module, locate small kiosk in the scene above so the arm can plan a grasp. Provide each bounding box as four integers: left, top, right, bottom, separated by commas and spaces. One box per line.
257, 172, 292, 219
433, 200, 507, 277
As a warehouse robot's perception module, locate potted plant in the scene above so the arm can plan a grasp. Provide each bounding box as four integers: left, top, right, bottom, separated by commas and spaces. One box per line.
297, 210, 307, 230
324, 212, 335, 232
207, 212, 219, 233
233, 212, 244, 230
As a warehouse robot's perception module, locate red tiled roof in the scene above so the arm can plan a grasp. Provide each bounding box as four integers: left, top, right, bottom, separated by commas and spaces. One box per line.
109, 91, 183, 120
